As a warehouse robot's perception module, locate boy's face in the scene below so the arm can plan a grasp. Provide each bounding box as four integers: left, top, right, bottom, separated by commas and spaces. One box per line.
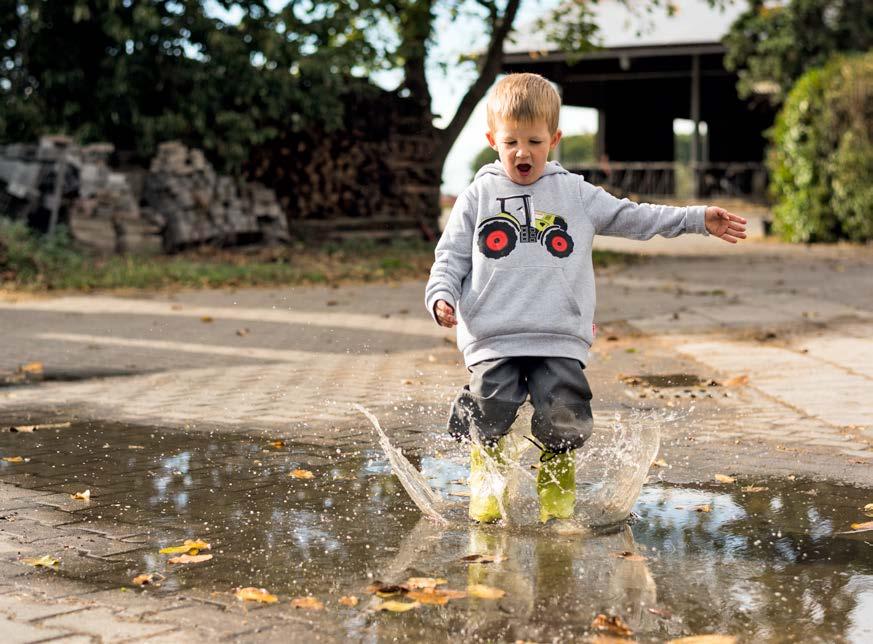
486, 117, 562, 185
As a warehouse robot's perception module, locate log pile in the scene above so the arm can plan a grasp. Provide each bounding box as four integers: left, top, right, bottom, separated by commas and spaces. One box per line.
143, 141, 288, 251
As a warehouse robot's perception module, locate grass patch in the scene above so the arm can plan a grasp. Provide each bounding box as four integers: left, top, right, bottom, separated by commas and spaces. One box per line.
0, 218, 633, 292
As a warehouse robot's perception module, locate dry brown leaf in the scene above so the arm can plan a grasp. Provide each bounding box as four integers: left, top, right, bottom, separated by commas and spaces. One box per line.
1, 456, 27, 463
160, 539, 211, 555
200, 316, 214, 323
466, 584, 505, 600
375, 600, 420, 612
9, 421, 71, 433
461, 553, 505, 564
651, 458, 668, 468
339, 595, 359, 607
591, 613, 633, 636
741, 486, 769, 493
714, 474, 736, 484
647, 606, 674, 619
864, 503, 873, 517
290, 469, 315, 479
693, 504, 713, 513
401, 379, 414, 385
236, 328, 250, 336
132, 572, 165, 586
667, 636, 737, 644
366, 581, 407, 597
610, 550, 647, 561
18, 362, 43, 375
70, 490, 90, 501
405, 577, 447, 590
291, 596, 324, 610
22, 555, 59, 567
235, 587, 279, 603
168, 553, 213, 564
845, 520, 873, 533
407, 588, 467, 605
724, 374, 749, 387
269, 440, 286, 449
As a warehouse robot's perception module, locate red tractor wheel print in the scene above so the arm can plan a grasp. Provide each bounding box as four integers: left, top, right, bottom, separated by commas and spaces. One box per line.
544, 228, 573, 258
478, 220, 518, 259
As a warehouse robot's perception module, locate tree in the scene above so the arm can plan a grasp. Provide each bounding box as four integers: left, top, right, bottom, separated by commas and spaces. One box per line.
723, 0, 873, 104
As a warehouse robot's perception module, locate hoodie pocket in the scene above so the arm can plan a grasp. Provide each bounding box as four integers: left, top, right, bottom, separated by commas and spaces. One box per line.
462, 267, 583, 339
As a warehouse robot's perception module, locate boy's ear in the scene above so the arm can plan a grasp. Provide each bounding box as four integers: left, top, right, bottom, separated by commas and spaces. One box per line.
485, 130, 497, 150
550, 129, 563, 150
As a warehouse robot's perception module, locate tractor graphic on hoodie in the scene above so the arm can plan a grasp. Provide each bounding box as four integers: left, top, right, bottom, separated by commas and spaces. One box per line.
477, 194, 574, 259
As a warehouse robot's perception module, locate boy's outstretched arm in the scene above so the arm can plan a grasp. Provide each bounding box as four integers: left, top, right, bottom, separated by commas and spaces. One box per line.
705, 206, 747, 243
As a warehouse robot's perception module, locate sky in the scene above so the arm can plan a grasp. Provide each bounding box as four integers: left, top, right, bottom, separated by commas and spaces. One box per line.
207, 1, 746, 195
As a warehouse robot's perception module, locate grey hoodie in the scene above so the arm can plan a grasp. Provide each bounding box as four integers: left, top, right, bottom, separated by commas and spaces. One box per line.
426, 161, 708, 367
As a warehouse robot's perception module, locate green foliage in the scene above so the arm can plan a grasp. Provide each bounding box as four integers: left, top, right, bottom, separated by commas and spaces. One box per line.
724, 0, 873, 104
768, 53, 873, 243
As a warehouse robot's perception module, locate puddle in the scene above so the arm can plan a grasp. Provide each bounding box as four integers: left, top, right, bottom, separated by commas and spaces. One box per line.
621, 373, 710, 388
0, 420, 871, 642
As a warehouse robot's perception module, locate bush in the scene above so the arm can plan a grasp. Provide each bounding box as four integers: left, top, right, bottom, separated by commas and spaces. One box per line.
768, 52, 873, 242
0, 218, 85, 286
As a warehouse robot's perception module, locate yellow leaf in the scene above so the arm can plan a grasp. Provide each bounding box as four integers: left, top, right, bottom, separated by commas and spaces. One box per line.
652, 458, 668, 468
132, 572, 165, 586
159, 539, 211, 555
724, 374, 749, 387
22, 555, 59, 567
864, 503, 873, 517
591, 613, 633, 636
407, 588, 467, 605
848, 520, 873, 532
290, 469, 315, 479
610, 550, 647, 562
291, 596, 324, 610
269, 440, 285, 449
466, 584, 505, 600
375, 600, 419, 612
693, 504, 713, 513
339, 595, 359, 607
2, 456, 25, 463
200, 316, 214, 323
235, 587, 278, 603
168, 553, 213, 564
18, 362, 43, 375
741, 486, 768, 493
668, 637, 737, 644
714, 474, 735, 484
405, 577, 447, 589
70, 490, 91, 501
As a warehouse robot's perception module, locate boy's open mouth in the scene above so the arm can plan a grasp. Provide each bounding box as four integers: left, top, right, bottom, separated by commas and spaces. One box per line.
516, 163, 532, 175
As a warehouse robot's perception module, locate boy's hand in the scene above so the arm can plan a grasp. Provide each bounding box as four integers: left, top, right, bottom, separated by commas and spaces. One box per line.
434, 300, 457, 327
705, 206, 747, 243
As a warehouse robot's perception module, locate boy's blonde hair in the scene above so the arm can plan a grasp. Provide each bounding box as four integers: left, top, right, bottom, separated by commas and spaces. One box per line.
486, 73, 561, 134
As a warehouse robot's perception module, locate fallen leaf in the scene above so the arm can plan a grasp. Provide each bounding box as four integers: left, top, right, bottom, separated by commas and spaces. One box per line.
724, 374, 749, 387
200, 316, 214, 323
591, 613, 633, 636
2, 456, 26, 463
651, 458, 668, 468
466, 584, 505, 600
160, 539, 211, 555
235, 587, 278, 603
290, 469, 315, 479
405, 577, 447, 590
461, 554, 505, 564
839, 520, 873, 534
168, 553, 213, 564
401, 379, 414, 385
366, 581, 407, 597
864, 503, 873, 517
22, 555, 59, 567
714, 474, 736, 484
375, 600, 419, 612
9, 421, 71, 433
647, 606, 674, 619
236, 328, 250, 336
269, 440, 286, 449
18, 362, 43, 375
70, 490, 90, 501
741, 486, 769, 493
610, 550, 647, 561
693, 504, 713, 513
339, 595, 359, 607
667, 637, 737, 644
407, 587, 467, 605
132, 572, 165, 586
291, 596, 324, 610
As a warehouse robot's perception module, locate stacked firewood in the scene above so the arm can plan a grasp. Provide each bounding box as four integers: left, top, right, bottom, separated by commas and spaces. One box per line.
143, 142, 288, 250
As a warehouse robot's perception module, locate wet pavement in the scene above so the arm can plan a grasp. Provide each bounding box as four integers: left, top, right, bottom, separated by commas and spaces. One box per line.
0, 419, 871, 642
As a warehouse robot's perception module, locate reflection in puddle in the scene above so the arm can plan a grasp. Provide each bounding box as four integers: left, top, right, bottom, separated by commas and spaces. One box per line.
0, 420, 871, 642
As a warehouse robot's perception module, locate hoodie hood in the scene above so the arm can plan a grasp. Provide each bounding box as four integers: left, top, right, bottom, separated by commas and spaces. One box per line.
474, 160, 570, 182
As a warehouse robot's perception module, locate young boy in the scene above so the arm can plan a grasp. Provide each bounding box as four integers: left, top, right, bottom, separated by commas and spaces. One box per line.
425, 73, 747, 524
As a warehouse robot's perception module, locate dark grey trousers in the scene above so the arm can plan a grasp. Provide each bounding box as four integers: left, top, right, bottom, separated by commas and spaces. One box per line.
448, 357, 594, 453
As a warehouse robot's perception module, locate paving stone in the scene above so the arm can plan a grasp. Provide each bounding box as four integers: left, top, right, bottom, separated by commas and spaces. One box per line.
0, 614, 69, 643
39, 607, 176, 641
0, 592, 88, 621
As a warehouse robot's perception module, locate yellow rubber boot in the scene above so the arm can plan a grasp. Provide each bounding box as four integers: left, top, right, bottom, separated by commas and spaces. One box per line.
468, 440, 508, 523
537, 451, 576, 523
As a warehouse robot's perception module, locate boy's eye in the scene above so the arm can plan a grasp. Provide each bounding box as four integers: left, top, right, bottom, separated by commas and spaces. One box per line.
530, 140, 542, 145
